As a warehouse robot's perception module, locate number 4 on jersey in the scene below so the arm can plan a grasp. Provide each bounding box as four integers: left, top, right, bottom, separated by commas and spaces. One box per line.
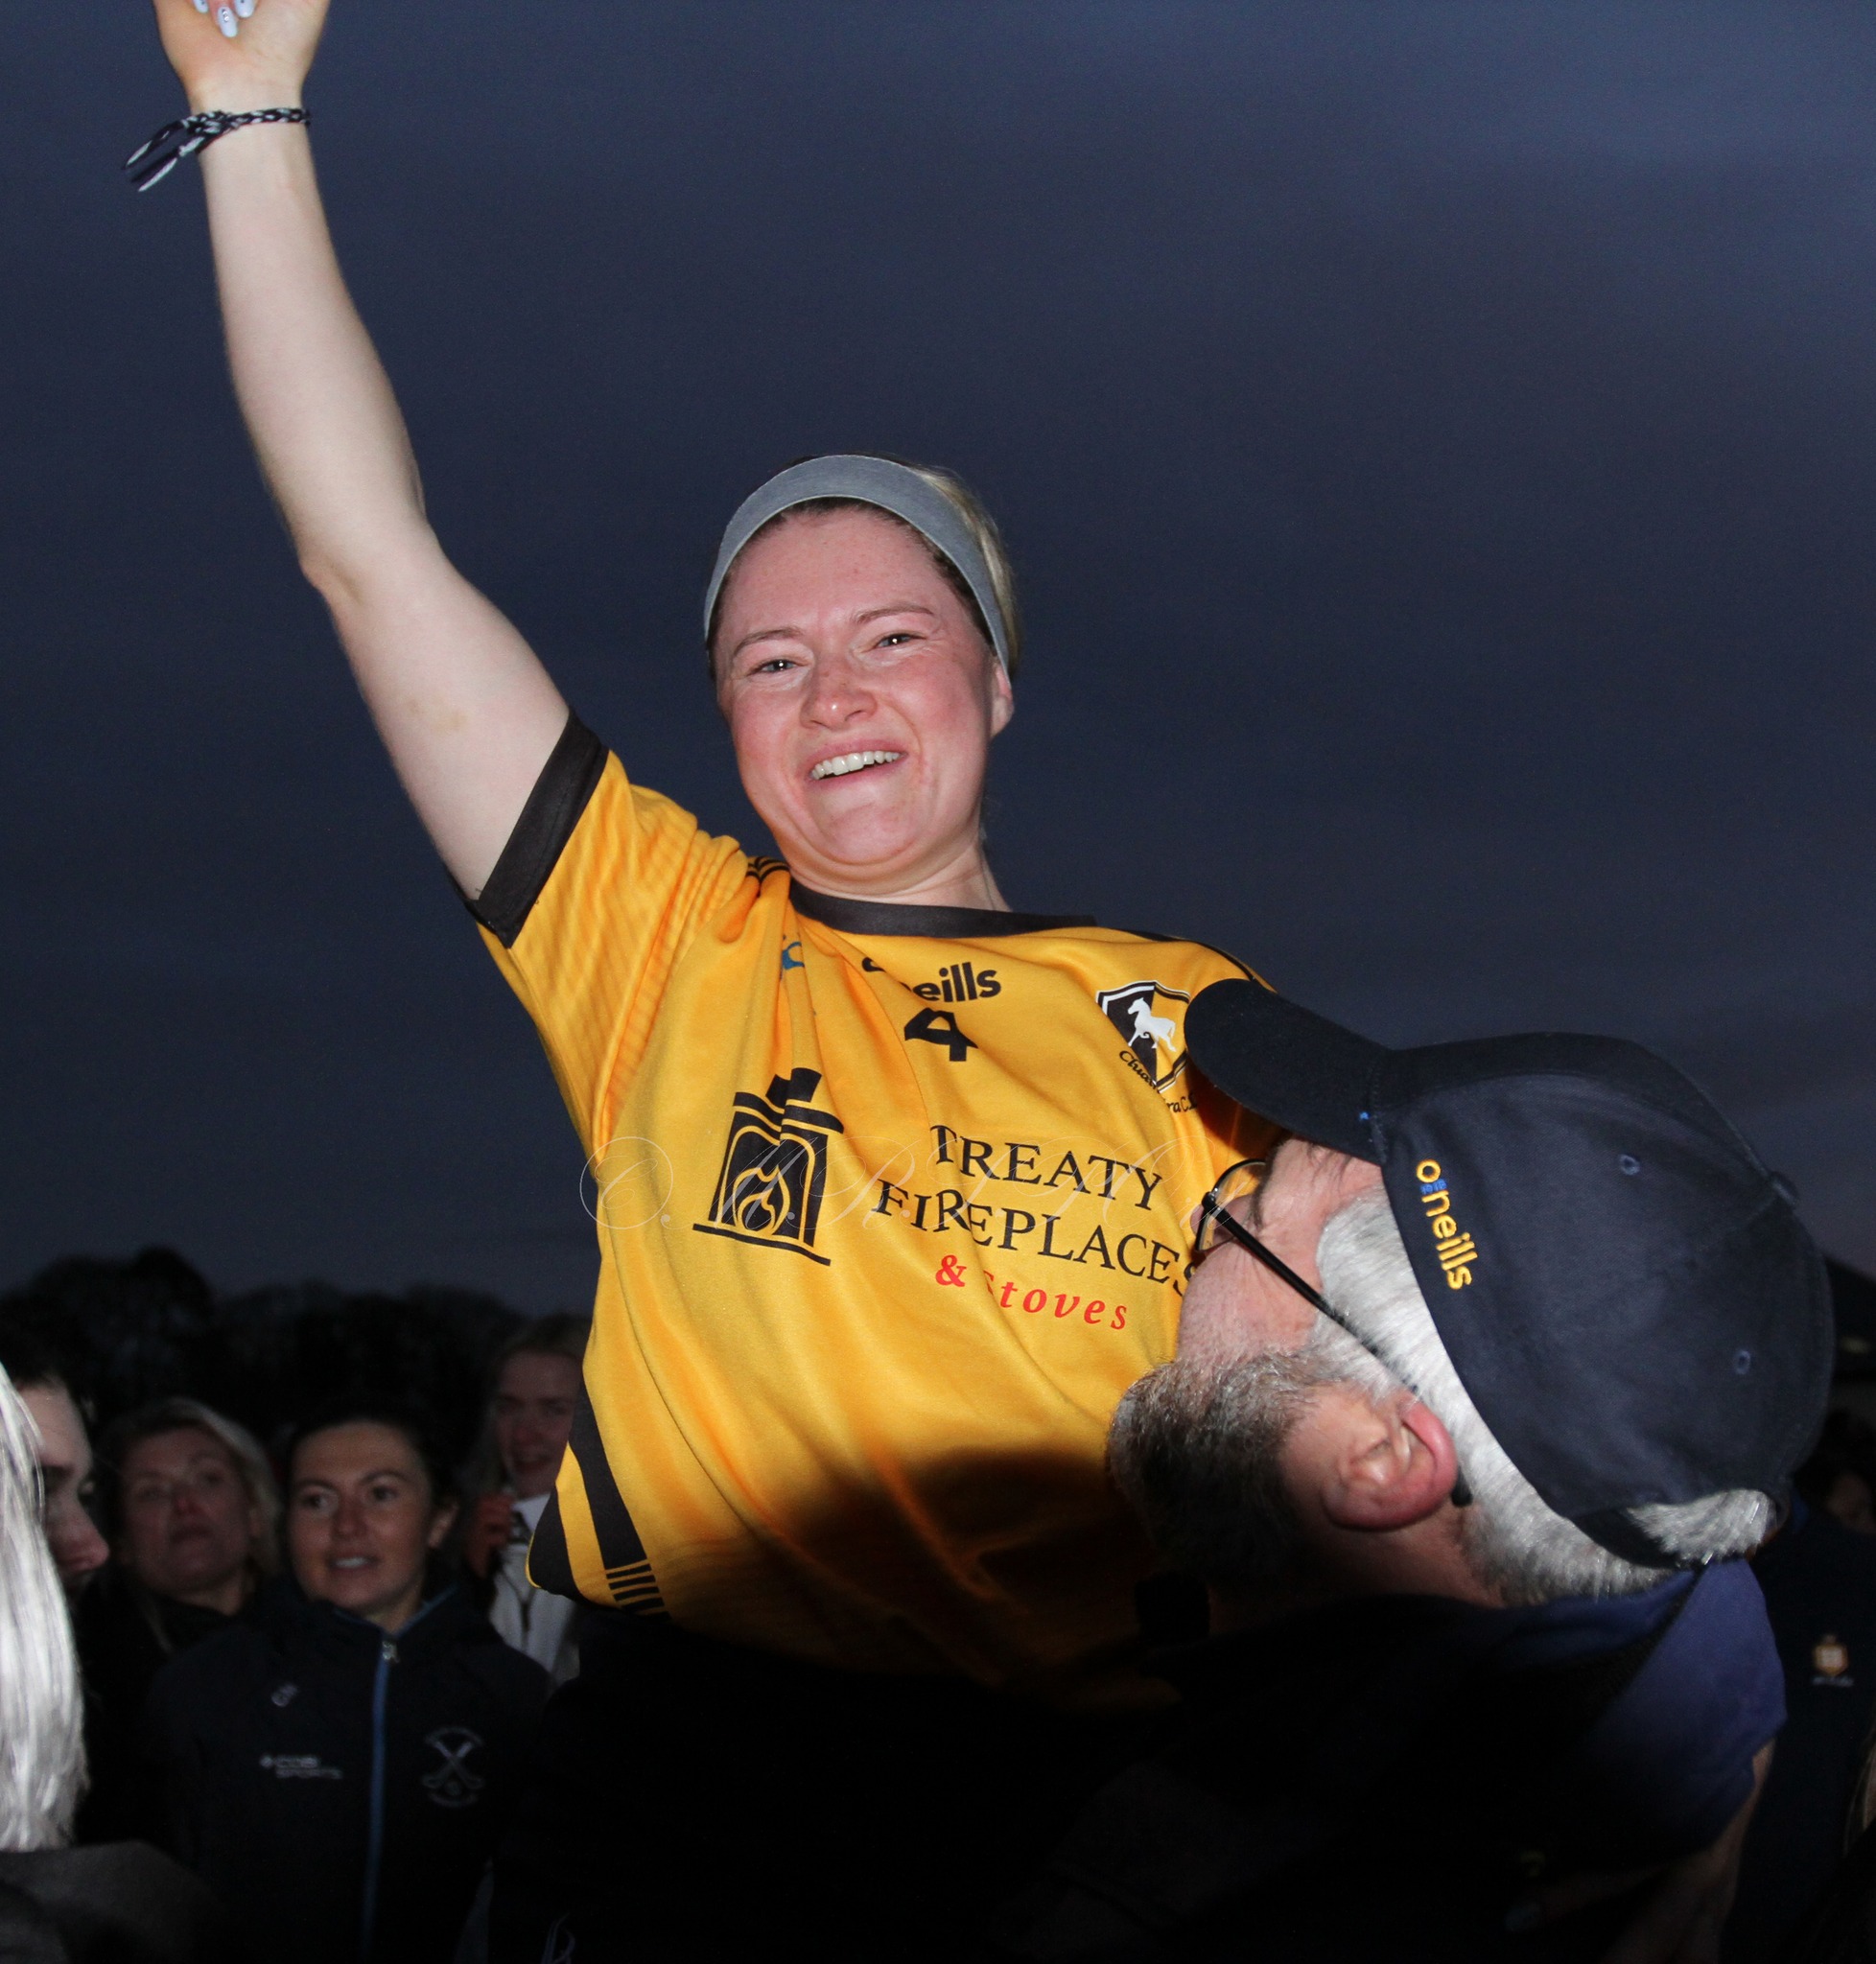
903, 1008, 976, 1064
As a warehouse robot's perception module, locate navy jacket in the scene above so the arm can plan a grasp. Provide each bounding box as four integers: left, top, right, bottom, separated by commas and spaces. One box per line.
145, 1581, 548, 1964
987, 1563, 1782, 1962
1730, 1502, 1876, 1960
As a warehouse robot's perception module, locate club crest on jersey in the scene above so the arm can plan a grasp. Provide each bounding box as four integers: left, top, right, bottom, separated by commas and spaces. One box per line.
694, 1067, 844, 1266
1096, 982, 1191, 1094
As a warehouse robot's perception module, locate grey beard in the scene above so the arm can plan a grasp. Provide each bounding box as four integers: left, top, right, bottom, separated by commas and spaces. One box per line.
1108, 1350, 1323, 1596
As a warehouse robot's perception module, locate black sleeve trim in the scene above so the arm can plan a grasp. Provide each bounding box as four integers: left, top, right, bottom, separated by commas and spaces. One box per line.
1117, 929, 1256, 980
468, 713, 609, 948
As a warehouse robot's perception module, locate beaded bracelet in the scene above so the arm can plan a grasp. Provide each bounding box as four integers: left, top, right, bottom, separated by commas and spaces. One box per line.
125, 107, 310, 192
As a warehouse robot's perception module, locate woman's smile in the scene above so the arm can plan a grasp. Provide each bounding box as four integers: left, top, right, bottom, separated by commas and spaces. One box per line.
715, 507, 1012, 904
808, 748, 905, 783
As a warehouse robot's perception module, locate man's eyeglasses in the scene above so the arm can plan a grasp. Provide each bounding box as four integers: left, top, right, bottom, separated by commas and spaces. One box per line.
1194, 1157, 1471, 1506
1195, 1158, 1334, 1317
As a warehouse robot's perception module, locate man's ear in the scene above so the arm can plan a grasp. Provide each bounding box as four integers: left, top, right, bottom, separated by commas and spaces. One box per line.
1318, 1391, 1461, 1532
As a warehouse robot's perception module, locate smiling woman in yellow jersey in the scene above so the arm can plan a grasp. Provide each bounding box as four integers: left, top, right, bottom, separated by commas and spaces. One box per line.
141, 0, 1270, 1947
480, 718, 1263, 1693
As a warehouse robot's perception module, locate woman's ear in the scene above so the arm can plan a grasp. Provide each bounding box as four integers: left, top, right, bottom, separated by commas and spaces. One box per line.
1319, 1392, 1461, 1532
428, 1499, 461, 1553
988, 656, 1015, 736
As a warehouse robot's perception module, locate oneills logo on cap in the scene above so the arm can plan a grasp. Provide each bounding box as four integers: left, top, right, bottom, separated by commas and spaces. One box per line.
1418, 1160, 1478, 1290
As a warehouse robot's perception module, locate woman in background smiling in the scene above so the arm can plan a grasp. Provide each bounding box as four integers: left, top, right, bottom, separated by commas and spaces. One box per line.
143, 1406, 548, 1964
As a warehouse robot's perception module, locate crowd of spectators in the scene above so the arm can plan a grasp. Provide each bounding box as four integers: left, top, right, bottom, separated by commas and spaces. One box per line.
7, 1238, 1876, 1962
0, 1249, 583, 1963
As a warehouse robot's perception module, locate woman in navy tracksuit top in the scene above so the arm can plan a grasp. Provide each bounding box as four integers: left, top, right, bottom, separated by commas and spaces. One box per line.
144, 1404, 549, 1964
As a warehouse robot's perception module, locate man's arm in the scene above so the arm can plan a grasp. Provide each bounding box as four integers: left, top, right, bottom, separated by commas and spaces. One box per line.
152, 0, 568, 897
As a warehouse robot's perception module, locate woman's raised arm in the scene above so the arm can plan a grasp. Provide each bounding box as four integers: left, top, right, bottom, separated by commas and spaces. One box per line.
152, 0, 569, 897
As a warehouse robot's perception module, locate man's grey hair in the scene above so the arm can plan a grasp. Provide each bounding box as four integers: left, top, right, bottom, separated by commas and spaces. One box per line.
1317, 1189, 1773, 1604
0, 1366, 84, 1849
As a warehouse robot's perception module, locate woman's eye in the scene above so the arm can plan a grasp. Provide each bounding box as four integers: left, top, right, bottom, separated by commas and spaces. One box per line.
752, 656, 798, 675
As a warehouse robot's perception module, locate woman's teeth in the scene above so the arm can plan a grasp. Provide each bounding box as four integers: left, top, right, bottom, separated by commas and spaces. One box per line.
810, 749, 903, 782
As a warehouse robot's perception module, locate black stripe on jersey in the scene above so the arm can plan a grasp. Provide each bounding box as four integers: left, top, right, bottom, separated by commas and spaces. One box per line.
468, 712, 609, 948
791, 884, 1094, 939
1116, 927, 1256, 980
524, 1491, 580, 1601
528, 1382, 667, 1612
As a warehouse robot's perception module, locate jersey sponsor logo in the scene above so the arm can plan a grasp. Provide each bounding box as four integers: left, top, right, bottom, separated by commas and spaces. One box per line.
422, 1726, 487, 1808
872, 1126, 1187, 1293
260, 1753, 341, 1780
910, 962, 1000, 1003
1096, 981, 1191, 1094
694, 1068, 845, 1265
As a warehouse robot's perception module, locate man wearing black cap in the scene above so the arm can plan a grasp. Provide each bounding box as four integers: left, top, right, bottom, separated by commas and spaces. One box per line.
988, 985, 1830, 1961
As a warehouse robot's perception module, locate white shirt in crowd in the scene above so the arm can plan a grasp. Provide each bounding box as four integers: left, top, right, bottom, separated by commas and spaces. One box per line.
489, 1490, 579, 1684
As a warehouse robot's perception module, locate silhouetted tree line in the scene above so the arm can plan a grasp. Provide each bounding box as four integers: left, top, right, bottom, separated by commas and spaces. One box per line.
0, 1246, 525, 1474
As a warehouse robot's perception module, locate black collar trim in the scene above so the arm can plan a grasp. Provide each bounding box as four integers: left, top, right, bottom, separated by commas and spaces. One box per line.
790, 882, 1095, 939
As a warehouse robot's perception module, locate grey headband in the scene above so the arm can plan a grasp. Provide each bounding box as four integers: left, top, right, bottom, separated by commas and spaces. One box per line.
703, 455, 1011, 673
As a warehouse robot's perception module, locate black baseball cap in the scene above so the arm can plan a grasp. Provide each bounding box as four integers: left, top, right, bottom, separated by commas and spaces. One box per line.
1185, 981, 1832, 1559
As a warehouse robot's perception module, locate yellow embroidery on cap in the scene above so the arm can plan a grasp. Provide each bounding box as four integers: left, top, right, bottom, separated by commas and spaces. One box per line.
1417, 1159, 1479, 1290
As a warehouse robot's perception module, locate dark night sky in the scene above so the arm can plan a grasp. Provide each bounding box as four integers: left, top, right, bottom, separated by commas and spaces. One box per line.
4, 4, 1874, 1311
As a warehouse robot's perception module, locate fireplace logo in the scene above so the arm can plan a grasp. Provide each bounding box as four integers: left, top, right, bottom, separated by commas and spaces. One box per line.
693, 1067, 844, 1265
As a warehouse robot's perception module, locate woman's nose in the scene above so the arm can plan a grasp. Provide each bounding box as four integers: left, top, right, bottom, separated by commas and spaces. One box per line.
802, 652, 875, 726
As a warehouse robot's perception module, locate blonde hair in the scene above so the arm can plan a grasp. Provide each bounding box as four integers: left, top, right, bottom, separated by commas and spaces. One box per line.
706, 456, 1023, 678
100, 1396, 282, 1581
0, 1366, 85, 1850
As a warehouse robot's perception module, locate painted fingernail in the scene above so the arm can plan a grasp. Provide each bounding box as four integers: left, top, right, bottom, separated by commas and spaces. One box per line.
234, 0, 255, 14
217, 3, 237, 33
191, 0, 208, 12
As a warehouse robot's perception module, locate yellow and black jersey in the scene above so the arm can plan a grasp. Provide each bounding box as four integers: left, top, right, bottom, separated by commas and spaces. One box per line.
473, 715, 1271, 1704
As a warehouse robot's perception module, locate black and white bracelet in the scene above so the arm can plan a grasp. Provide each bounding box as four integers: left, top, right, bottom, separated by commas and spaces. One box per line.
125, 106, 309, 192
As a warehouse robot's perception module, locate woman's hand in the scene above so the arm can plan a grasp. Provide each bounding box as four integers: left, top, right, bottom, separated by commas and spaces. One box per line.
151, 0, 329, 113
463, 1494, 518, 1581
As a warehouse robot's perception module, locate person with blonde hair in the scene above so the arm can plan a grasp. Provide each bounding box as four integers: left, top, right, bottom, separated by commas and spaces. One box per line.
0, 1365, 235, 1961
132, 2, 1274, 1952
76, 1398, 282, 1842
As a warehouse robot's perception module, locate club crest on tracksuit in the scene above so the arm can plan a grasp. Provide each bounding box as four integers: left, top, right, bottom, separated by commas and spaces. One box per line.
422, 1726, 487, 1808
